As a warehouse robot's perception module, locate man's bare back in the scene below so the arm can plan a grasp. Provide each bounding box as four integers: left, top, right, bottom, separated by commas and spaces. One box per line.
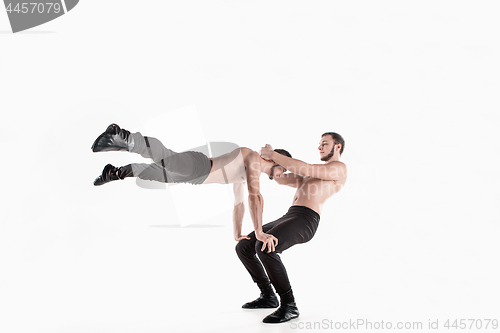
202, 147, 253, 184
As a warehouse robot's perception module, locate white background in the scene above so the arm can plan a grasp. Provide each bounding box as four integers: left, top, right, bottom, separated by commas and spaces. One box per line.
1, 1, 499, 332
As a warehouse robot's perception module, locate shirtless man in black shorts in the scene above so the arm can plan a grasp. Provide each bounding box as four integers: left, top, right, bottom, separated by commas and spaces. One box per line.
91, 123, 291, 247
236, 132, 347, 324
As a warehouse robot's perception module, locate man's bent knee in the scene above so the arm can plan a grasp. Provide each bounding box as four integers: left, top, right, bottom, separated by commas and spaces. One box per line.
236, 239, 253, 257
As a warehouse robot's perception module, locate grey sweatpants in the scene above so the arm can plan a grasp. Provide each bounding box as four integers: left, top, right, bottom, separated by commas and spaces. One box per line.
128, 132, 212, 185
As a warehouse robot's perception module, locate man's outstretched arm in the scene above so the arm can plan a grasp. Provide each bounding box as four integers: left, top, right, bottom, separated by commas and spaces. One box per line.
261, 145, 346, 181
245, 154, 278, 253
233, 183, 250, 241
273, 173, 303, 188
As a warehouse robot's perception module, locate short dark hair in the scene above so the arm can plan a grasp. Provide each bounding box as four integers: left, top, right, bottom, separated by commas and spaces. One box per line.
274, 149, 292, 158
322, 132, 345, 155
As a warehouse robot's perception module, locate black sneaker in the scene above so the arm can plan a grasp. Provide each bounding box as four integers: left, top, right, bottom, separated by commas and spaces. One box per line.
91, 124, 132, 152
93, 164, 121, 186
262, 302, 299, 323
242, 293, 279, 309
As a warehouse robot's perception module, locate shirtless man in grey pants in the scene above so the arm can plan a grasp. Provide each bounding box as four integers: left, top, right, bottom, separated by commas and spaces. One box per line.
91, 123, 291, 248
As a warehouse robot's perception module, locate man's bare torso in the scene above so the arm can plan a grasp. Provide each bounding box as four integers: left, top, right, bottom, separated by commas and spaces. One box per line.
292, 163, 347, 215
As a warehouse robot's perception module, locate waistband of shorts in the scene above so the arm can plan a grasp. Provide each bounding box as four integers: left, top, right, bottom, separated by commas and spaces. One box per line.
286, 205, 320, 221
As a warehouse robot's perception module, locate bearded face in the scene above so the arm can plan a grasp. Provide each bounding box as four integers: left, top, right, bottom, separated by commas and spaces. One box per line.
320, 146, 335, 161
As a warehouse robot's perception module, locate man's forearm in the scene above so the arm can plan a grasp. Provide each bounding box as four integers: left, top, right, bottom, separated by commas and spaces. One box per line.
248, 194, 264, 234
233, 202, 245, 237
270, 151, 310, 177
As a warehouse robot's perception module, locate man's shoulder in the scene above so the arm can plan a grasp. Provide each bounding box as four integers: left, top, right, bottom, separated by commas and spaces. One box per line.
326, 160, 347, 180
326, 160, 346, 168
239, 146, 254, 153
240, 148, 262, 170
240, 147, 258, 159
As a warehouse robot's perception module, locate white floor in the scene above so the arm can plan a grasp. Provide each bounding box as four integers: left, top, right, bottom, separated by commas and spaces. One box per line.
1, 196, 499, 333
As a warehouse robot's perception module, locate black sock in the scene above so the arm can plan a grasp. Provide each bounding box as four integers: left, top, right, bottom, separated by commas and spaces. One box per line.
117, 164, 133, 179
258, 283, 275, 297
279, 289, 295, 304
